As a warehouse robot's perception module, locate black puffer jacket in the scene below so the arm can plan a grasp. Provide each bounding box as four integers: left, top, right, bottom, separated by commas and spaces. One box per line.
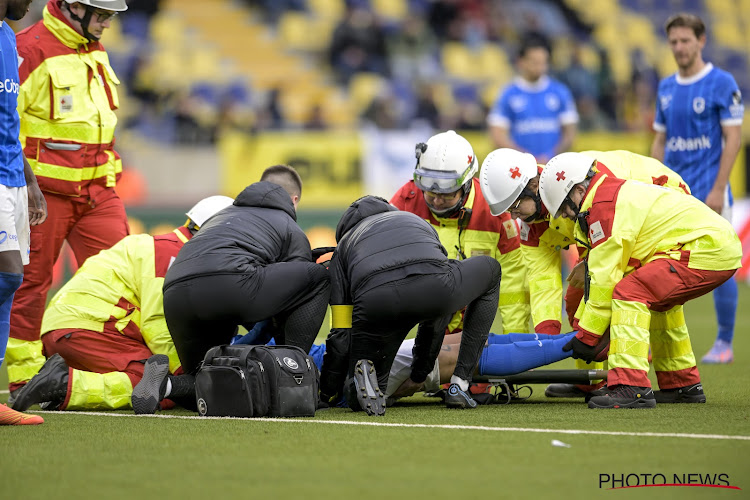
330, 196, 448, 304
164, 182, 312, 288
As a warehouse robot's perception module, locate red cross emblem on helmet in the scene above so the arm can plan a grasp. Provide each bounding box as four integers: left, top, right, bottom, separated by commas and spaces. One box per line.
509, 167, 521, 179
556, 171, 566, 181
467, 155, 473, 165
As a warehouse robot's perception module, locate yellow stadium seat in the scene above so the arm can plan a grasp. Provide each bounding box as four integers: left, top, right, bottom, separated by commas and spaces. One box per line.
372, 0, 408, 22
441, 43, 475, 81
348, 73, 388, 113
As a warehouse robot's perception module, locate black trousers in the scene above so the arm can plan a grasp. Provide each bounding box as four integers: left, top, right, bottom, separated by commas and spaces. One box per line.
164, 262, 330, 374
343, 256, 501, 409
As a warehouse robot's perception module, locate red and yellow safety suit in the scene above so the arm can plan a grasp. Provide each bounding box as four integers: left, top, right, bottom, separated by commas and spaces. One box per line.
39, 227, 190, 410
392, 179, 530, 333
7, 0, 129, 390
522, 150, 692, 334
572, 174, 740, 388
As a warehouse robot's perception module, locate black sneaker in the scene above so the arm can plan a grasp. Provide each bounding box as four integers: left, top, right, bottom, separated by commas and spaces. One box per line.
445, 383, 478, 409
587, 385, 656, 409
11, 354, 69, 412
352, 359, 385, 416
654, 383, 706, 404
132, 354, 170, 415
545, 383, 587, 398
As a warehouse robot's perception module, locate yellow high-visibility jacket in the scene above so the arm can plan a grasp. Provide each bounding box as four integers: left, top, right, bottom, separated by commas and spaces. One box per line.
41, 227, 192, 374
16, 0, 122, 200
392, 179, 530, 333
522, 150, 691, 333
575, 174, 741, 339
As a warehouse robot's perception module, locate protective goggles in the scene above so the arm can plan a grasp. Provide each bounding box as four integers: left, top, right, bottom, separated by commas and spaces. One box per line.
413, 160, 475, 194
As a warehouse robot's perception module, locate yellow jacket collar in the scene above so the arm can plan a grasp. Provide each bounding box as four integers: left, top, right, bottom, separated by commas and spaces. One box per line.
43, 2, 90, 49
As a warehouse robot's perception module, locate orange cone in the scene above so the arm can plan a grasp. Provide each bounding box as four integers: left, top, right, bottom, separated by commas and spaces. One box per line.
0, 403, 44, 425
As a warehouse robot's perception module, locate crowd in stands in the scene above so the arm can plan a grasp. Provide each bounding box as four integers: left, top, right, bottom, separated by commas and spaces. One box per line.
13, 0, 748, 144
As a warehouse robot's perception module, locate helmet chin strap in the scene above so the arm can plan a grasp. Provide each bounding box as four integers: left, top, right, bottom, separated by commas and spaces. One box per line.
64, 3, 99, 41
519, 186, 543, 223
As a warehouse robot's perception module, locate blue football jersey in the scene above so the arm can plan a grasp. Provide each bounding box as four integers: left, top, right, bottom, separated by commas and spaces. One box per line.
488, 76, 578, 161
653, 63, 744, 203
0, 22, 25, 187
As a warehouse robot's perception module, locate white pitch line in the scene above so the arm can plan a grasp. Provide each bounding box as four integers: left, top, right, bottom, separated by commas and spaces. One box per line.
0, 390, 8, 395
32, 410, 750, 442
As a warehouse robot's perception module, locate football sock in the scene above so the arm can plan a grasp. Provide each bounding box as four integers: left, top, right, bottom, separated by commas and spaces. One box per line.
0, 272, 23, 369
713, 277, 737, 344
487, 332, 559, 345
478, 332, 575, 376
450, 375, 469, 392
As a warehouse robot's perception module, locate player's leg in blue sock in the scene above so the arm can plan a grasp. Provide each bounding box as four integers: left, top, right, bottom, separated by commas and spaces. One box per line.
478, 332, 575, 375
713, 277, 737, 344
0, 272, 23, 370
487, 332, 560, 345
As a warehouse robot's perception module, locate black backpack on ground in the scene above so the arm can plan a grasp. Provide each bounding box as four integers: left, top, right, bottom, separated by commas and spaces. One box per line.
195, 344, 319, 418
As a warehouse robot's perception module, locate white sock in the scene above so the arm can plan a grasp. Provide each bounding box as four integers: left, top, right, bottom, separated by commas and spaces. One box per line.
450, 375, 469, 392
164, 378, 172, 397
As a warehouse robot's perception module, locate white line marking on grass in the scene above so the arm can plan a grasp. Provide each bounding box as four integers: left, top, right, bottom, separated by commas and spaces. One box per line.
0, 390, 8, 394
34, 410, 750, 442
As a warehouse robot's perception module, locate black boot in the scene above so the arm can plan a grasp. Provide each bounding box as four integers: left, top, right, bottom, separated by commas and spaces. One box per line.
12, 354, 69, 411
132, 354, 170, 415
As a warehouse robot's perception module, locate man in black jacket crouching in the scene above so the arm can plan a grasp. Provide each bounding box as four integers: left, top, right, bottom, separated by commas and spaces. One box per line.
321, 195, 501, 415
162, 165, 331, 376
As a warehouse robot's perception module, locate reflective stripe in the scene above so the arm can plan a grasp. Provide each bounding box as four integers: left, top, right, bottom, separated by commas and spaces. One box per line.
30, 157, 122, 183
22, 119, 116, 144
651, 338, 694, 360
609, 301, 650, 372
66, 369, 133, 410
580, 308, 611, 335
4, 338, 46, 384
331, 305, 353, 329
649, 307, 686, 331
650, 307, 696, 373
611, 308, 651, 330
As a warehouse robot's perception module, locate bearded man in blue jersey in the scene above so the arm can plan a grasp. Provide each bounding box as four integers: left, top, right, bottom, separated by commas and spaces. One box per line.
650, 13, 744, 364
0, 0, 47, 425
487, 35, 578, 163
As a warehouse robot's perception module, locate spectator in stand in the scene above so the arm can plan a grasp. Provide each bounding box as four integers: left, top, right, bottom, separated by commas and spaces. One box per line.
328, 1, 389, 85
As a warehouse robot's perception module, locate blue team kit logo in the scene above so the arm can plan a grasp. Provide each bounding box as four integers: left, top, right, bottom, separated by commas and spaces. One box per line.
730, 90, 744, 118
0, 78, 20, 95
0, 231, 7, 244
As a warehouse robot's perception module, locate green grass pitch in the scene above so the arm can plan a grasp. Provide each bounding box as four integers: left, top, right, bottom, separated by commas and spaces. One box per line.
2, 284, 749, 499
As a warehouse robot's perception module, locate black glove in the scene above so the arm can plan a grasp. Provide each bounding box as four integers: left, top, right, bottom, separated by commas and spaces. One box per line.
312, 246, 336, 261
563, 333, 608, 363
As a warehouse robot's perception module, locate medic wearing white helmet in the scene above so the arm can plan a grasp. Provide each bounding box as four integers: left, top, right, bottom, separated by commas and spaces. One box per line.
538, 152, 741, 409
12, 196, 234, 413
480, 148, 692, 399
391, 131, 531, 334
8, 0, 131, 395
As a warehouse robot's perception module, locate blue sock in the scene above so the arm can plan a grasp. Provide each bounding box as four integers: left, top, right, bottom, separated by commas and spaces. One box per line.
713, 277, 737, 344
478, 332, 575, 376
0, 272, 23, 370
487, 332, 561, 345
308, 343, 326, 371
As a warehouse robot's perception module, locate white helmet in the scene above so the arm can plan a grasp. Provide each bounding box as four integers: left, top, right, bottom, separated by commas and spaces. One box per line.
65, 0, 128, 11
479, 148, 538, 216
413, 130, 478, 195
538, 152, 597, 217
186, 195, 234, 228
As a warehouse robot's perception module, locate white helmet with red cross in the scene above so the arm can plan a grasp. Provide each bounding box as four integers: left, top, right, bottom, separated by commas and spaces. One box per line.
479, 148, 538, 215
413, 130, 477, 195
538, 152, 596, 217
